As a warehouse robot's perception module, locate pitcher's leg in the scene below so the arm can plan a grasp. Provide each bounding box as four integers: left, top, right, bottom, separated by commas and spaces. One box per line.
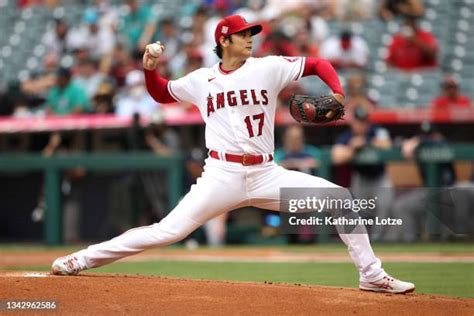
76, 206, 204, 269
338, 233, 385, 282
250, 165, 385, 282
52, 163, 247, 274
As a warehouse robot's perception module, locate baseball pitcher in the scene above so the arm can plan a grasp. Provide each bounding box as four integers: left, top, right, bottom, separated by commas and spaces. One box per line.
52, 15, 414, 294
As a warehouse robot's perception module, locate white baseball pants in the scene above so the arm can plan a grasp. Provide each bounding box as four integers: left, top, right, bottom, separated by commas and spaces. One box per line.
76, 158, 386, 282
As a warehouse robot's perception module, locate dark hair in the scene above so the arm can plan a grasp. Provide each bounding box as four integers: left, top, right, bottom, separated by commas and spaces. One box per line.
341, 30, 352, 41
160, 18, 174, 27
54, 18, 66, 26
213, 36, 232, 59
57, 67, 71, 79
77, 57, 97, 67
213, 44, 223, 59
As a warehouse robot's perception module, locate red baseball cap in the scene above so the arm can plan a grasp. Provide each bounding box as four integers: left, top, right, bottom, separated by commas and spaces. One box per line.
214, 15, 262, 44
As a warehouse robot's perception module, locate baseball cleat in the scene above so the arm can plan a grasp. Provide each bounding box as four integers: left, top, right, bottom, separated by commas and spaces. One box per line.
359, 275, 415, 294
51, 255, 82, 276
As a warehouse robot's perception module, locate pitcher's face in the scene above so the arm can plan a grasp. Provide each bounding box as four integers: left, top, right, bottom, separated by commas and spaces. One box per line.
225, 29, 253, 59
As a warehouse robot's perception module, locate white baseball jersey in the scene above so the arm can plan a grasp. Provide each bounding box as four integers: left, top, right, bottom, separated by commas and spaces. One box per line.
167, 56, 306, 154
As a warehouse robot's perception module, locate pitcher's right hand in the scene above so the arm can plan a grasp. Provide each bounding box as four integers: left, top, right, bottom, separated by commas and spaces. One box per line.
143, 41, 165, 71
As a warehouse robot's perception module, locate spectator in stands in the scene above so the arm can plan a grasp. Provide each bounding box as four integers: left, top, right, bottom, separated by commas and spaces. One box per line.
299, 4, 330, 45
257, 31, 299, 57
110, 44, 140, 88
132, 109, 181, 225
73, 58, 106, 99
118, 0, 158, 54
431, 75, 472, 109
201, 3, 227, 67
184, 50, 205, 75
156, 59, 173, 81
72, 47, 93, 65
332, 106, 393, 240
234, 0, 265, 28
320, 30, 369, 69
22, 0, 58, 9
191, 6, 208, 47
21, 52, 59, 107
86, 1, 120, 75
275, 124, 321, 243
44, 0, 59, 9
1, 82, 31, 118
68, 8, 115, 72
40, 70, 89, 236
263, 0, 334, 19
115, 70, 157, 118
401, 122, 455, 182
45, 67, 90, 116
386, 17, 437, 71
17, 0, 41, 9
95, 0, 119, 32
144, 109, 180, 156
378, 0, 425, 21
169, 40, 204, 77
42, 18, 75, 56
155, 18, 180, 62
275, 125, 321, 175
334, 0, 376, 21
92, 82, 115, 114
40, 66, 89, 239
294, 26, 319, 57
276, 4, 326, 50
390, 122, 461, 241
344, 73, 376, 112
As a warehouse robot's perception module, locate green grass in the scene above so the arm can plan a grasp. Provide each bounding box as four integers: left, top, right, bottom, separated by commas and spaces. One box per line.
274, 243, 474, 254
8, 261, 473, 298
3, 243, 472, 297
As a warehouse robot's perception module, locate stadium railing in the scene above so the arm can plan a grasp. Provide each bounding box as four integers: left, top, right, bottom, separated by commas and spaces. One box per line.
1, 145, 473, 245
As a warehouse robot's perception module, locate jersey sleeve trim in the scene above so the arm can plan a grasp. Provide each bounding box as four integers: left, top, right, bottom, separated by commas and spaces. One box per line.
293, 57, 305, 81
167, 81, 183, 103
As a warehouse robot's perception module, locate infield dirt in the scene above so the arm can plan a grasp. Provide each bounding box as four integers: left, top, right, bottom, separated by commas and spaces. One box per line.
1, 271, 473, 315
1, 248, 473, 315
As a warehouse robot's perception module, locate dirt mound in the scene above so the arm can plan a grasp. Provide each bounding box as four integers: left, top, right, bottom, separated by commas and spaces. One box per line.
1, 272, 473, 315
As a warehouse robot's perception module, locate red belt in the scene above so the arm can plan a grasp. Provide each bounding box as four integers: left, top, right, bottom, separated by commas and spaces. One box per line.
209, 150, 273, 166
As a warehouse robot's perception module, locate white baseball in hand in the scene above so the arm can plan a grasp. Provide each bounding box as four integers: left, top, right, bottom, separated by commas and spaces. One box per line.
148, 42, 163, 58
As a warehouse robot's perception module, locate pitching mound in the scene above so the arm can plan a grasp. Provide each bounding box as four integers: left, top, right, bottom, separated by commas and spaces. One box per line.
1, 272, 473, 315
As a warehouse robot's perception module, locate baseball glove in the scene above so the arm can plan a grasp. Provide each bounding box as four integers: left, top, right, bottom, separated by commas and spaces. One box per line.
289, 94, 345, 124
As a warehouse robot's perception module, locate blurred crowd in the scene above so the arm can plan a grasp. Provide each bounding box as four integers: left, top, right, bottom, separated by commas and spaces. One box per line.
0, 0, 472, 121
